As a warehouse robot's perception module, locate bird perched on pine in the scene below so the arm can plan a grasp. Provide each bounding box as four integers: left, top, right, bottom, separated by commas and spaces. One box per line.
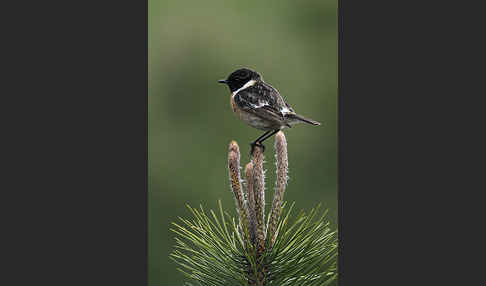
218, 68, 320, 153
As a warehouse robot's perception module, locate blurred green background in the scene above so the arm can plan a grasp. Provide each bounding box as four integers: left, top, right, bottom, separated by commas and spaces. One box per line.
149, 0, 337, 284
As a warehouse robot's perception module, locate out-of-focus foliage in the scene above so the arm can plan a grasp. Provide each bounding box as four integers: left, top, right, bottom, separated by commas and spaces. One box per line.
149, 0, 337, 285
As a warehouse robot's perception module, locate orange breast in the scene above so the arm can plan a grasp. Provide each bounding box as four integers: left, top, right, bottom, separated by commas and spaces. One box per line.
230, 95, 237, 113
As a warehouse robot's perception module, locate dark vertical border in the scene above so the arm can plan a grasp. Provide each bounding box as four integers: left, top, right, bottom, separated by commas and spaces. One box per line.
339, 0, 478, 284
3, 1, 148, 285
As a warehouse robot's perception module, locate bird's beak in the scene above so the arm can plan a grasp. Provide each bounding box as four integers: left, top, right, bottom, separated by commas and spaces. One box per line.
218, 79, 227, 84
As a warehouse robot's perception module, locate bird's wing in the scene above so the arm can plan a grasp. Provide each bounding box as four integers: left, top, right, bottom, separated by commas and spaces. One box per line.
260, 81, 296, 114
234, 82, 287, 122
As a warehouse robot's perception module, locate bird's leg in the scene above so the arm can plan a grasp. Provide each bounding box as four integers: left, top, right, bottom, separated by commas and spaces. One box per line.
250, 129, 280, 155
258, 129, 280, 144
250, 130, 271, 155
252, 130, 272, 145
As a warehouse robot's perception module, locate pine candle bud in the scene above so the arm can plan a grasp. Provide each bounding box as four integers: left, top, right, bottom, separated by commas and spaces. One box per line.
245, 162, 257, 244
267, 131, 288, 247
228, 141, 250, 236
251, 145, 266, 256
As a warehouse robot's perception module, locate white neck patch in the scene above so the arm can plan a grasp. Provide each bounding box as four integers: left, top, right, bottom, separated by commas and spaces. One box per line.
232, 80, 256, 96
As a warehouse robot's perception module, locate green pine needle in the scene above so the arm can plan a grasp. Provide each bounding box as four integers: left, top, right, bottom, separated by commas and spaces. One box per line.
170, 200, 338, 285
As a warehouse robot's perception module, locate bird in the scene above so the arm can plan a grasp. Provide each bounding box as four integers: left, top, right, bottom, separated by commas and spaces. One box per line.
218, 68, 320, 154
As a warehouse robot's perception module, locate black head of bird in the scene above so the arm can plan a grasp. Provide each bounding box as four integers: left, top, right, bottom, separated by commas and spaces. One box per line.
218, 68, 261, 93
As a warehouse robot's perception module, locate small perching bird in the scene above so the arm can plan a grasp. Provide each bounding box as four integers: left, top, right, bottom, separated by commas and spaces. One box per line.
218, 68, 321, 153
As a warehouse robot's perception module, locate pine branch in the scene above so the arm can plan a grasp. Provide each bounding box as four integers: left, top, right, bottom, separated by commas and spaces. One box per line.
170, 133, 338, 285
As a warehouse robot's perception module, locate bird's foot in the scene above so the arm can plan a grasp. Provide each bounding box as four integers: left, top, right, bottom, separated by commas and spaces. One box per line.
250, 141, 265, 156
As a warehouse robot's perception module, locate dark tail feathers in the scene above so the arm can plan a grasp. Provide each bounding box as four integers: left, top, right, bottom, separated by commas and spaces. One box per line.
287, 113, 321, 126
